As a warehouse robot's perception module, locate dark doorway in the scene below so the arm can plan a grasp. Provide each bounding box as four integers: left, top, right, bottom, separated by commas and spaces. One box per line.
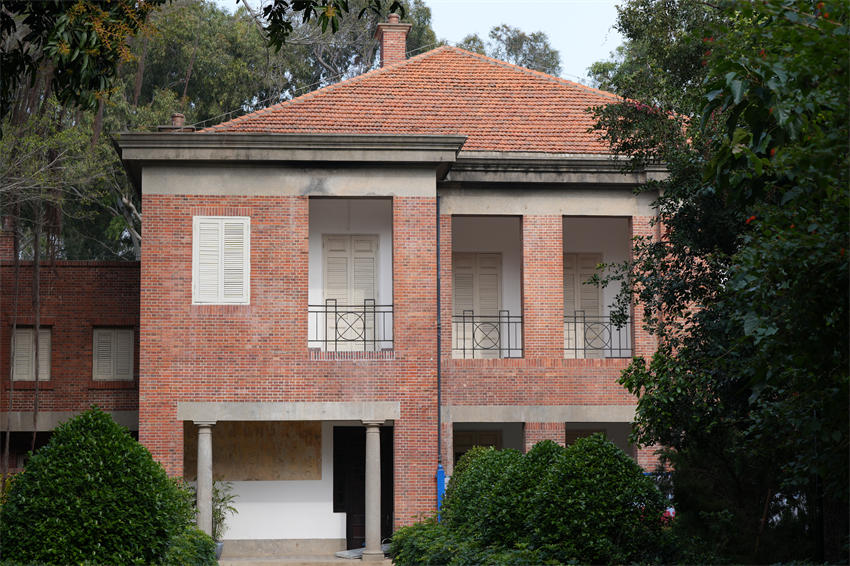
333, 426, 393, 550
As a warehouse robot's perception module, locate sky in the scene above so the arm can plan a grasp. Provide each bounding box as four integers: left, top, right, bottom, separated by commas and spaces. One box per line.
214, 0, 625, 84
424, 0, 624, 83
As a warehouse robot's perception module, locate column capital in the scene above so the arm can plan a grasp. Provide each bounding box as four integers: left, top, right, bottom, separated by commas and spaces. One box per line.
194, 420, 216, 428
362, 419, 385, 428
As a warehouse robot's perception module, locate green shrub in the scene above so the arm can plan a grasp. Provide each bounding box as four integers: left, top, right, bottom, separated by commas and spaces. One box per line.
0, 408, 195, 564
394, 436, 666, 566
162, 526, 217, 566
441, 446, 522, 540
529, 434, 666, 564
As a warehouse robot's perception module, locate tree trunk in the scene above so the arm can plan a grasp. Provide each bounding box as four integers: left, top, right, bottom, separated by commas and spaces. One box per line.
91, 98, 105, 148
133, 35, 149, 107
2, 214, 22, 483
30, 208, 42, 454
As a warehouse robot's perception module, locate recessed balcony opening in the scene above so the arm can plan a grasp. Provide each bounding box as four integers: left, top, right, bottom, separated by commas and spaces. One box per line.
565, 422, 635, 458
308, 198, 393, 356
451, 216, 523, 359
453, 422, 524, 464
562, 217, 632, 359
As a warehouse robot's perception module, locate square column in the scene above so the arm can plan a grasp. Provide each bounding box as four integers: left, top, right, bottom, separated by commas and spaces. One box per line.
524, 422, 566, 452
522, 215, 564, 358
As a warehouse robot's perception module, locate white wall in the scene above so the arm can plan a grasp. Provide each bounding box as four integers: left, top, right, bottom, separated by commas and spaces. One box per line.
451, 216, 522, 317
224, 421, 345, 540
562, 217, 630, 317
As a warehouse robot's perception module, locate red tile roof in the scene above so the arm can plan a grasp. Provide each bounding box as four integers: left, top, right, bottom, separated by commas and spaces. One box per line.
204, 46, 619, 154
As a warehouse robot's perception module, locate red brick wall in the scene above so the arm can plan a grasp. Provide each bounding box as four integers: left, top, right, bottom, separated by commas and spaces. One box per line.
524, 422, 566, 451
0, 261, 140, 414
522, 216, 564, 359
139, 194, 439, 528
631, 216, 658, 358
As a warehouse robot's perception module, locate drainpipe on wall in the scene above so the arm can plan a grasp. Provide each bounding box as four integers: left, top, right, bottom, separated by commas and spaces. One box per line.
436, 193, 445, 516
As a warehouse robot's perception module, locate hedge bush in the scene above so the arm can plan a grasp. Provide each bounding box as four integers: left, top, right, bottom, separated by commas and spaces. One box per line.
162, 526, 217, 566
0, 408, 196, 564
393, 435, 666, 565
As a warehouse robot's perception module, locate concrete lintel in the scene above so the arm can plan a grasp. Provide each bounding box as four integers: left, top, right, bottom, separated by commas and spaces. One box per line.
438, 187, 658, 217
176, 401, 400, 422
0, 410, 139, 431
443, 405, 636, 424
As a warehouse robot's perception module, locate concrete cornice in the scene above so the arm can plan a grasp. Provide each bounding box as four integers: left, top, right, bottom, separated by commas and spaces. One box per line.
118, 132, 467, 189
448, 150, 668, 185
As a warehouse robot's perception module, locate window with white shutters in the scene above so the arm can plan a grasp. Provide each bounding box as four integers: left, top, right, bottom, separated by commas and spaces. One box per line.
92, 328, 134, 381
192, 216, 250, 304
322, 235, 379, 351
12, 328, 50, 381
453, 252, 502, 358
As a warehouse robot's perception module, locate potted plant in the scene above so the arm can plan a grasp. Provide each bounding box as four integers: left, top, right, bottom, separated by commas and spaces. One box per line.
212, 481, 238, 559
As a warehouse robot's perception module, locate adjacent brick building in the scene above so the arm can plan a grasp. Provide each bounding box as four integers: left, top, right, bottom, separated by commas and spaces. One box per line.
2, 18, 663, 559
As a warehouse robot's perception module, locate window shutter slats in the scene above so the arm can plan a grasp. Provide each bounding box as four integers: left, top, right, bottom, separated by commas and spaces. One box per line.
477, 253, 501, 315
222, 221, 245, 299
93, 329, 113, 380
12, 330, 33, 381
197, 221, 221, 301
452, 253, 475, 314
193, 217, 249, 304
36, 329, 50, 381
114, 330, 133, 380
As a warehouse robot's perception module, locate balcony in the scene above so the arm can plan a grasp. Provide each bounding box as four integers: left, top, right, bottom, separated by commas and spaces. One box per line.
452, 216, 523, 359
308, 299, 393, 354
452, 310, 523, 359
564, 312, 631, 359
308, 198, 393, 357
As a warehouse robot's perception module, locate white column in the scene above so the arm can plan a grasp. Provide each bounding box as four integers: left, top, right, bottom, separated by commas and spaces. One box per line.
195, 421, 215, 537
362, 420, 384, 561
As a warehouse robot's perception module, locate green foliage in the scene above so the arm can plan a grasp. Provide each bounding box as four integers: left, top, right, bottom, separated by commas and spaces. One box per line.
457, 24, 561, 76
161, 527, 217, 566
394, 438, 666, 565
590, 0, 849, 561
211, 481, 238, 542
0, 408, 196, 564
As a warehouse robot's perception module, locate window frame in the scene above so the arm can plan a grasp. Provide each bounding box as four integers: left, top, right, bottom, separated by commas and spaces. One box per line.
11, 327, 51, 381
92, 327, 135, 381
192, 216, 251, 305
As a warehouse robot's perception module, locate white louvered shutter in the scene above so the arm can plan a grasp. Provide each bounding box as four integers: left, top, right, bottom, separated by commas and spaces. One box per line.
196, 219, 221, 302
452, 253, 475, 315
477, 253, 501, 316
93, 329, 113, 380
12, 330, 33, 380
577, 254, 601, 318
324, 235, 351, 304
222, 220, 247, 301
351, 236, 377, 304
36, 329, 50, 380
114, 329, 134, 380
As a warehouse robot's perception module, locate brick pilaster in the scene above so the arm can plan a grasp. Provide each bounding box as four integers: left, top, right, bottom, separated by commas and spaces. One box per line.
522, 216, 563, 358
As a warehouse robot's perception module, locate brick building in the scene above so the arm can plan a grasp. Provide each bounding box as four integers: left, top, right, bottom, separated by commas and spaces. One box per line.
1, 16, 662, 560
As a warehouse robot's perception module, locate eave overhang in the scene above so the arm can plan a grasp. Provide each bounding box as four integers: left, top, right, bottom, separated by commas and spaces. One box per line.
117, 132, 468, 190
446, 150, 668, 186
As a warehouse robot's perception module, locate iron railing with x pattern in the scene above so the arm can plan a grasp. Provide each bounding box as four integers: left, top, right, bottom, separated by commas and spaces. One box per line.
308, 299, 393, 352
563, 312, 632, 358
452, 310, 523, 359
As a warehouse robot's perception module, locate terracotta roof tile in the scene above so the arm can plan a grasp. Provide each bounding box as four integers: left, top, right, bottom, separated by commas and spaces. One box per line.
203, 46, 619, 154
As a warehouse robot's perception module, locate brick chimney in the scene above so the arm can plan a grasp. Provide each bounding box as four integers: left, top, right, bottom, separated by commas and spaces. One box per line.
375, 13, 411, 67
157, 112, 195, 132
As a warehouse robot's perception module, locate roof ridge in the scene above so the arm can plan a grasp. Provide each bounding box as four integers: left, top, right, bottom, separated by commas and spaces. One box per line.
444, 46, 621, 102
205, 46, 456, 132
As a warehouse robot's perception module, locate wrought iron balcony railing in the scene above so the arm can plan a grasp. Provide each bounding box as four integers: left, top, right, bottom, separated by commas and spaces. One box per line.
564, 312, 632, 359
452, 310, 523, 359
308, 299, 393, 352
